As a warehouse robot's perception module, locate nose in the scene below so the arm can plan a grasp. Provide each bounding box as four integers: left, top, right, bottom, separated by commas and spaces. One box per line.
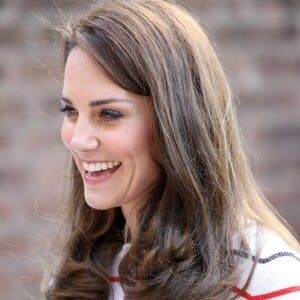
69, 120, 100, 153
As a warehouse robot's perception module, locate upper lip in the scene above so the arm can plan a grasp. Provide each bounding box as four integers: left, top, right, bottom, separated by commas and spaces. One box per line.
78, 158, 119, 163
83, 160, 115, 163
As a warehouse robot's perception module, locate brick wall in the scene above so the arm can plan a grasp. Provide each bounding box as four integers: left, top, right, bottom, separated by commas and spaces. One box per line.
0, 0, 299, 299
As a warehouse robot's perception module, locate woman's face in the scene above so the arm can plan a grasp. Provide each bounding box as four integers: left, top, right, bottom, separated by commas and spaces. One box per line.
61, 47, 160, 216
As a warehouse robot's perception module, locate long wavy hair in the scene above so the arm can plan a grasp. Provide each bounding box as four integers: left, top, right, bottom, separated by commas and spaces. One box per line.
43, 0, 299, 299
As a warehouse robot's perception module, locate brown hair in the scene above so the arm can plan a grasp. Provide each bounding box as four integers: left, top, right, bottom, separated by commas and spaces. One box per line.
43, 0, 299, 299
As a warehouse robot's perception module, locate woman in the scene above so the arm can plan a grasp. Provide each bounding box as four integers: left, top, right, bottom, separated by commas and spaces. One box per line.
43, 0, 300, 299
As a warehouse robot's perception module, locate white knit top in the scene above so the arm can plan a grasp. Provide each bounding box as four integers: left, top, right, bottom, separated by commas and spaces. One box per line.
108, 228, 300, 299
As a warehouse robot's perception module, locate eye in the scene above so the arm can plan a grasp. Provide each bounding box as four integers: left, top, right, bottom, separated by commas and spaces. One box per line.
60, 105, 78, 118
100, 109, 123, 121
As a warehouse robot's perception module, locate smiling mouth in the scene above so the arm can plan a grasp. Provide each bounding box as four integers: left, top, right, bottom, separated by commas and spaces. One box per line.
83, 161, 121, 178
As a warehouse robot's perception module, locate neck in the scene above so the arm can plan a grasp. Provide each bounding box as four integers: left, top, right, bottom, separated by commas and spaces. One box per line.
121, 205, 137, 241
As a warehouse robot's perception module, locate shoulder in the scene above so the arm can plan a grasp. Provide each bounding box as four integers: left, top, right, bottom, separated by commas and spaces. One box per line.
233, 227, 300, 299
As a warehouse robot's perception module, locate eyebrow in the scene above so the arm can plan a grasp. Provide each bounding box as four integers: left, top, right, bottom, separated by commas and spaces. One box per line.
61, 96, 131, 107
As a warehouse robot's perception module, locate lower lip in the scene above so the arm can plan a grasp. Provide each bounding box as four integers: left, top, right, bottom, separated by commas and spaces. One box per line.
83, 165, 121, 185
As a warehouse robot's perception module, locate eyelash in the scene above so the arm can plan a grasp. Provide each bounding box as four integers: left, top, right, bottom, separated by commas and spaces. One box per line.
59, 106, 123, 121
60, 105, 77, 117
100, 109, 123, 121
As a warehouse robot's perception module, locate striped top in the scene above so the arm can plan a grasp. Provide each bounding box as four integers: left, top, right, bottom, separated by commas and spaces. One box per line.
231, 228, 300, 299
109, 228, 300, 299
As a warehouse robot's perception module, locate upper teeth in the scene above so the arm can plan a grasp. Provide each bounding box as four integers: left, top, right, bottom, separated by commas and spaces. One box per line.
83, 161, 121, 172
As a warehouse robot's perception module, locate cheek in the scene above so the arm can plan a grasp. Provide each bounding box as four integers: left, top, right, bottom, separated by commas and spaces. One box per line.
125, 129, 158, 176
61, 119, 72, 150
118, 126, 150, 156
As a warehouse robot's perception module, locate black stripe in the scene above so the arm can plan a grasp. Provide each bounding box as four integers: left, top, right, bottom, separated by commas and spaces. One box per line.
232, 250, 300, 264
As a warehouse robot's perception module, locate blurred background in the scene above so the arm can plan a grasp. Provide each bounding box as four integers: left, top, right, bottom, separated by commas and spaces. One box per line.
0, 0, 299, 299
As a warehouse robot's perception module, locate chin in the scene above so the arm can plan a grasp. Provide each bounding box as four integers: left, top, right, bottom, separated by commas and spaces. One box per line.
84, 195, 117, 210
85, 200, 107, 210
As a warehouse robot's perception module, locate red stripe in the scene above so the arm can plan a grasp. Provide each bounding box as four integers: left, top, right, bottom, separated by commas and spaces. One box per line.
110, 276, 120, 282
233, 286, 300, 299
232, 287, 252, 299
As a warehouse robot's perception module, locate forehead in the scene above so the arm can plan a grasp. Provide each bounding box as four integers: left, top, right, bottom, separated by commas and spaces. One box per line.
63, 48, 129, 102
63, 47, 153, 113
63, 47, 114, 93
